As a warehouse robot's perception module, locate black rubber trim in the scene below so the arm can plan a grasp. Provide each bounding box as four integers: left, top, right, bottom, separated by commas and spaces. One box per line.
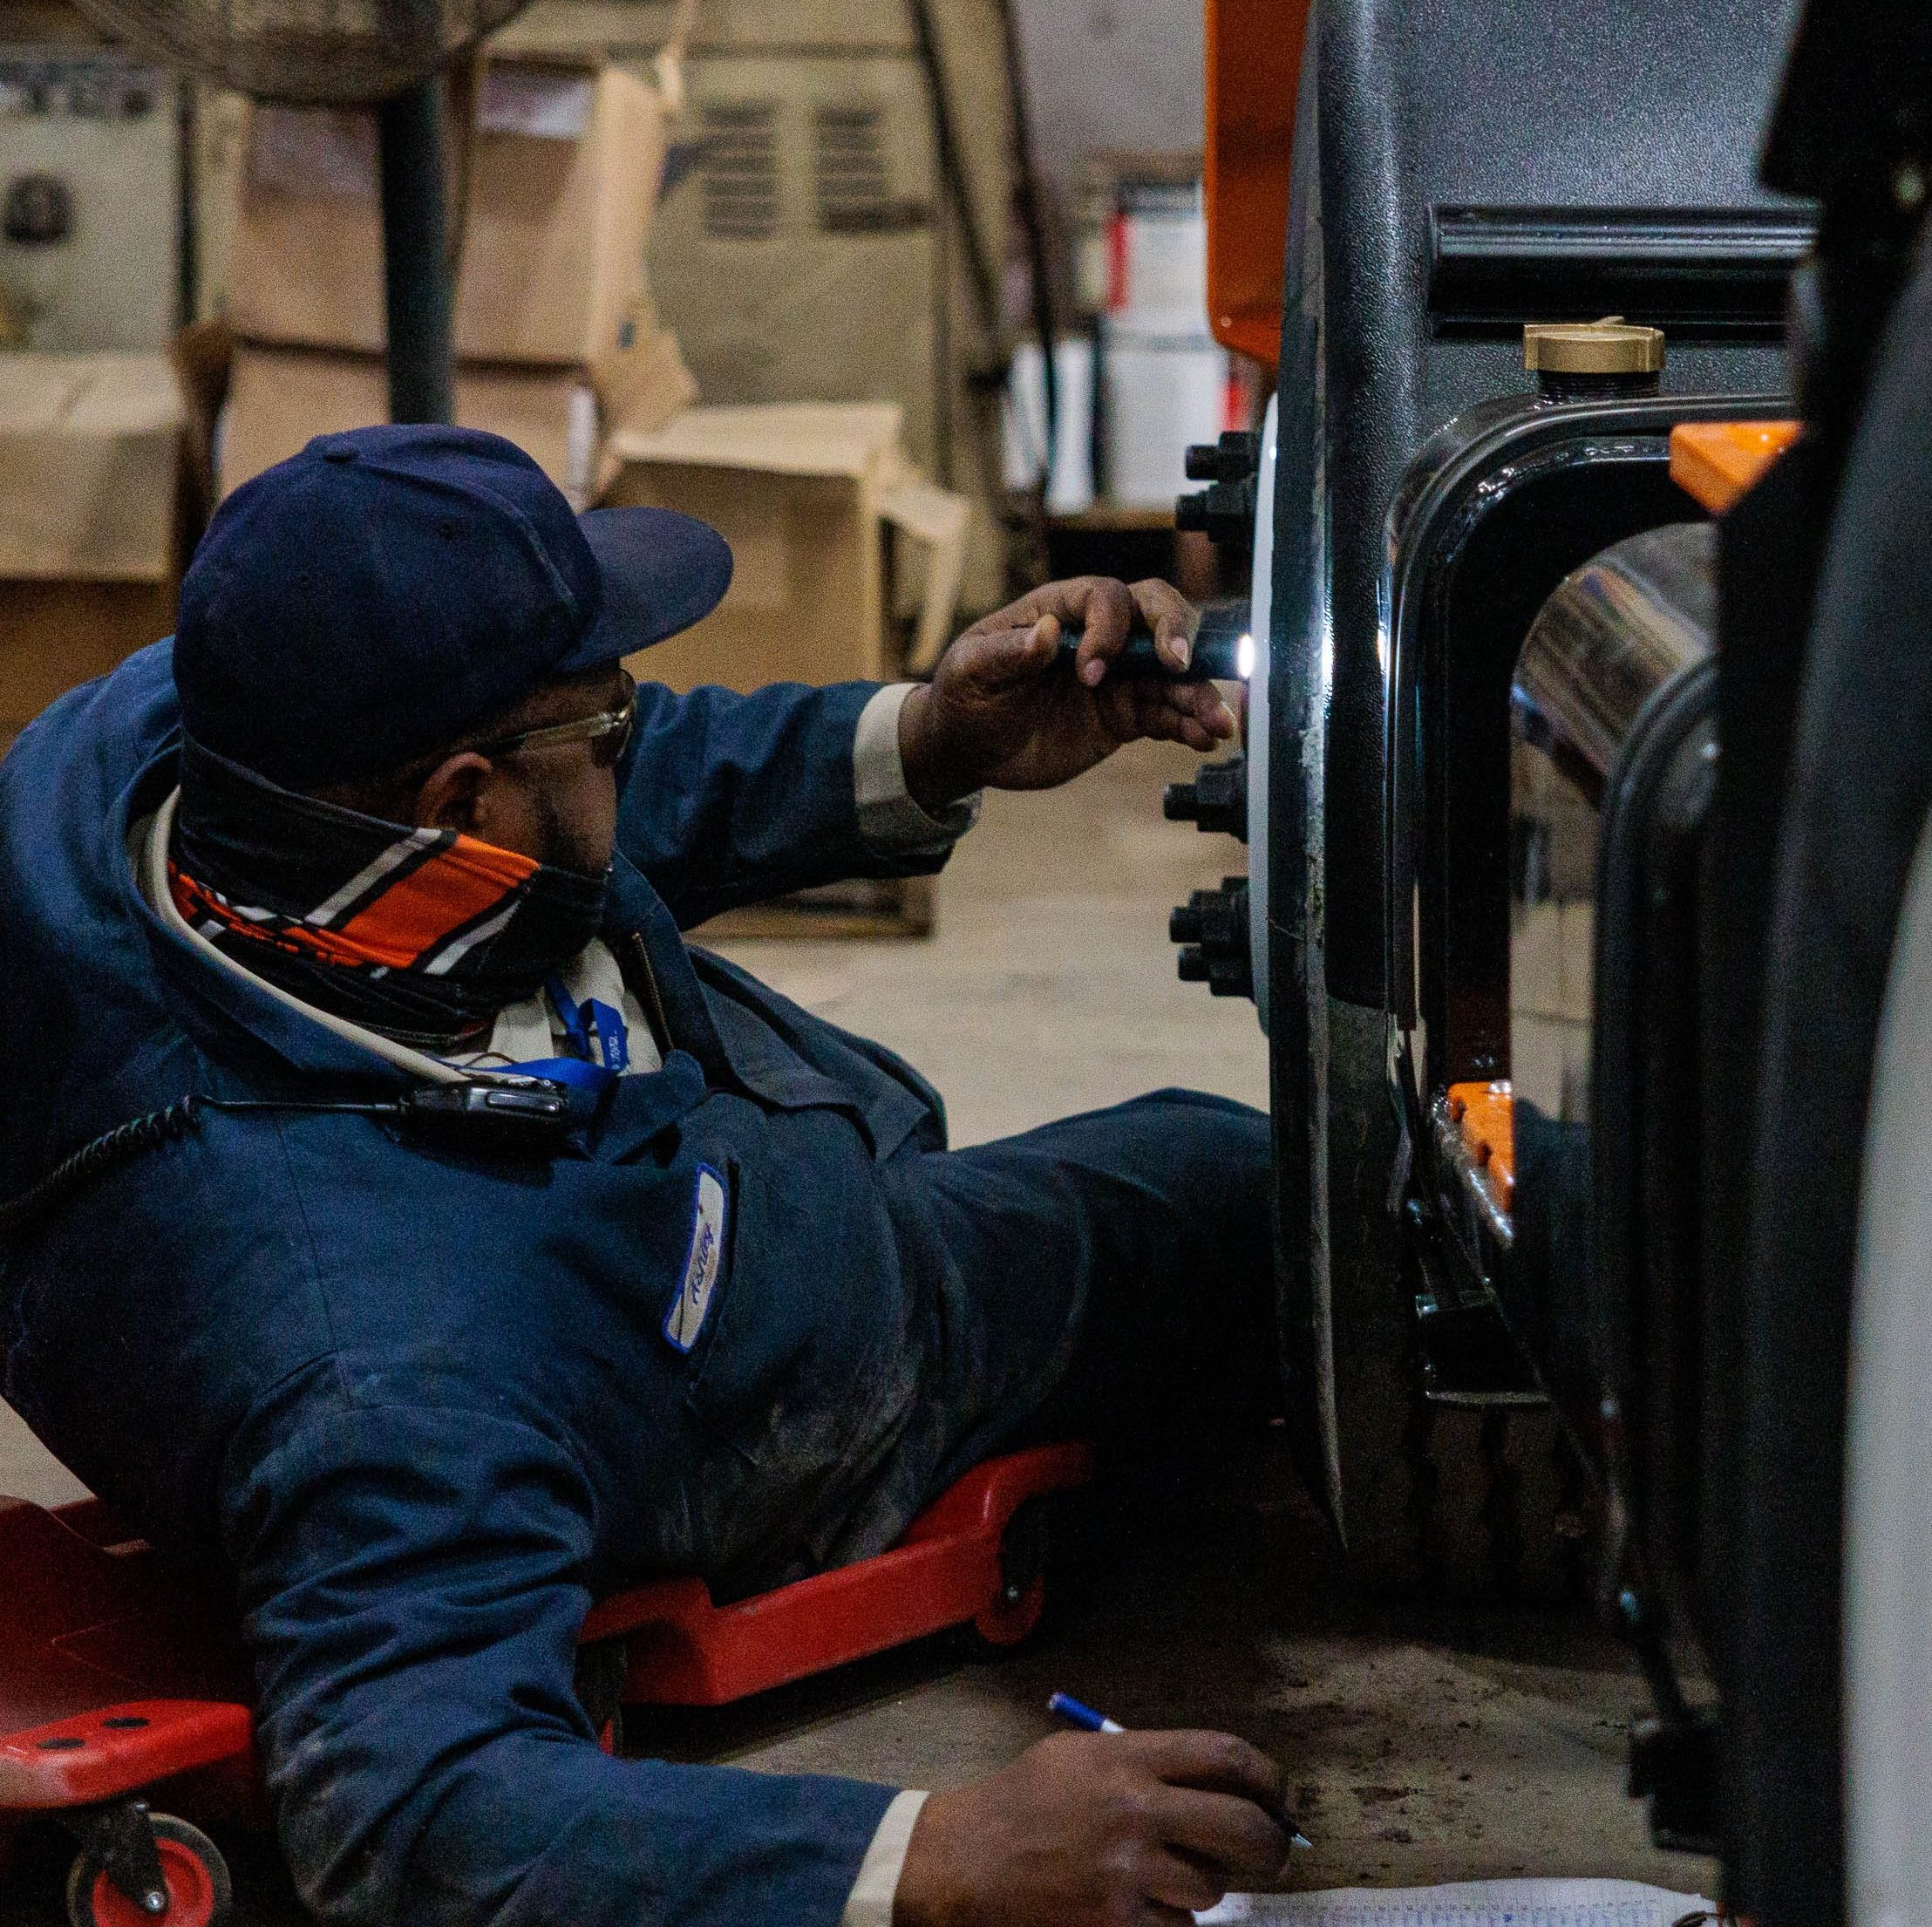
1589, 655, 1717, 1406
1431, 206, 1815, 334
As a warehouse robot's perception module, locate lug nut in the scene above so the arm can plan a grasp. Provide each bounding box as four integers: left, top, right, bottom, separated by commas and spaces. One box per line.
1162, 756, 1248, 841
1167, 876, 1254, 1001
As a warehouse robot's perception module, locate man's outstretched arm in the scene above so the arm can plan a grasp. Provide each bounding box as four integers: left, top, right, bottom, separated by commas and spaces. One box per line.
615, 577, 1235, 929
615, 675, 965, 929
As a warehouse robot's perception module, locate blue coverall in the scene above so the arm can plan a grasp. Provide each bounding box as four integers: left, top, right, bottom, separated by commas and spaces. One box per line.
0, 642, 1271, 1926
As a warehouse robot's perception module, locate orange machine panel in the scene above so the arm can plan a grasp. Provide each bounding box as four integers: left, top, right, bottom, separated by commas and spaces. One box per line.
1205, 0, 1310, 368
1670, 420, 1801, 514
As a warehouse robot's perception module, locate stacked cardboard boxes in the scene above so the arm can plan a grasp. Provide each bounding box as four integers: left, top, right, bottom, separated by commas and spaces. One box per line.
604, 402, 969, 695
221, 58, 694, 501
490, 0, 1016, 610
0, 351, 186, 749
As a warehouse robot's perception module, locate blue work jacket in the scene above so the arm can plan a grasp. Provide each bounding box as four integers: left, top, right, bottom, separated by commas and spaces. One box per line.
0, 643, 967, 1926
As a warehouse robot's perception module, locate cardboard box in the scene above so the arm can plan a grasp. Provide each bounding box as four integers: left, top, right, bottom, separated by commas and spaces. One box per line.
602, 402, 969, 694
0, 581, 180, 748
0, 353, 182, 581
0, 352, 184, 743
228, 59, 666, 366
221, 317, 695, 505
223, 348, 592, 503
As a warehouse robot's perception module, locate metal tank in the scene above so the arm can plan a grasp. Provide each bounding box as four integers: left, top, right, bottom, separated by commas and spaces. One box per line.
1493, 522, 1718, 1451
1509, 521, 1716, 1129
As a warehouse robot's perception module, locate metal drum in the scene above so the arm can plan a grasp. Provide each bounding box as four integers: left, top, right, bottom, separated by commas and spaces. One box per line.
1490, 520, 1719, 1450
1509, 522, 1716, 1127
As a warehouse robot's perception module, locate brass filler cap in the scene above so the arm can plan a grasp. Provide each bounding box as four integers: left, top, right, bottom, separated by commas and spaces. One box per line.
1523, 316, 1666, 375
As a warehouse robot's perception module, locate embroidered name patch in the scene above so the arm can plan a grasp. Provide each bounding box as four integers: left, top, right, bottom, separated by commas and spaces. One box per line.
663, 1164, 727, 1354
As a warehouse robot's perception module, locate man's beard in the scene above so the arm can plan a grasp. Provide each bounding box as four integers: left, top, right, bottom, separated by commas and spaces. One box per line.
532, 786, 612, 884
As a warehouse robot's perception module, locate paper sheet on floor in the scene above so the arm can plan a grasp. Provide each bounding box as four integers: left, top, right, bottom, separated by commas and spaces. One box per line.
1197, 1877, 1718, 1926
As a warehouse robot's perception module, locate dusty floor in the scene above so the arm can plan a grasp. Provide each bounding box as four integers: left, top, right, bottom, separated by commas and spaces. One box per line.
0, 742, 1714, 1919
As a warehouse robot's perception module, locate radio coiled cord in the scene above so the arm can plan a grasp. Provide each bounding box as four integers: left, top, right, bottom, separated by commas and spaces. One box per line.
0, 1079, 577, 1240
0, 1098, 205, 1236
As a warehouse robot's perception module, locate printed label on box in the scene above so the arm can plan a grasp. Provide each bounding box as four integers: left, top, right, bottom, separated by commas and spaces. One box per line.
479, 68, 595, 140
248, 106, 376, 198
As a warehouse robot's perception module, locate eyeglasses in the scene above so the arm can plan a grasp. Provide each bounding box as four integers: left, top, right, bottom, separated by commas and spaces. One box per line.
472, 671, 637, 770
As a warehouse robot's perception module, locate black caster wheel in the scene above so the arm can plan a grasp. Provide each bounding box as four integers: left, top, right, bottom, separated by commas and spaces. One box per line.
65, 1811, 231, 1927
967, 1496, 1054, 1654
575, 1637, 629, 1757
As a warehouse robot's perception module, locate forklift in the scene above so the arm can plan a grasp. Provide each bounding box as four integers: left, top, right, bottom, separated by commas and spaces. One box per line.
1159, 1, 1932, 1921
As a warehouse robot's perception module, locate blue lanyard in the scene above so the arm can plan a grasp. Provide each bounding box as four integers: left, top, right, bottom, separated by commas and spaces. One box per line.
490, 974, 631, 1105
548, 974, 631, 1077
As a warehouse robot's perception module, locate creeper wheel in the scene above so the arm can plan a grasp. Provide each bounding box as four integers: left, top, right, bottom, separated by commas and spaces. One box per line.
66, 1812, 231, 1927
969, 1495, 1053, 1650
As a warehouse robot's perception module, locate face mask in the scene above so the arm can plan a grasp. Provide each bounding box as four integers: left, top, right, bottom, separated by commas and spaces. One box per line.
170, 734, 609, 1050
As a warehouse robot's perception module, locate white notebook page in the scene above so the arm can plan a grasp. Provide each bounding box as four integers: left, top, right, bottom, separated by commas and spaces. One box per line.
1197, 1879, 1718, 1927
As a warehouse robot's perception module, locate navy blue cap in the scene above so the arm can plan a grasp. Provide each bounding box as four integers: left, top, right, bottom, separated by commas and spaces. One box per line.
173, 424, 732, 789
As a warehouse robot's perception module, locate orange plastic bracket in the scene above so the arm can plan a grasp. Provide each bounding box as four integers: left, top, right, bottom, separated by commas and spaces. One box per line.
1669, 420, 1801, 514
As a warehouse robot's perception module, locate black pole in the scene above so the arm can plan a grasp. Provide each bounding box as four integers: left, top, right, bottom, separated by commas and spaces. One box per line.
175, 77, 198, 332
377, 75, 455, 425
996, 0, 1058, 491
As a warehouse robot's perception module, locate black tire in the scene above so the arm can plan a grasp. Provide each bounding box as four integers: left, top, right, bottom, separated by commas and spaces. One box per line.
1411, 1400, 1589, 1604
65, 1814, 232, 1927
1324, 998, 1431, 1591
575, 1638, 629, 1756
1490, 1405, 1594, 1604
1326, 1002, 1591, 1601
1730, 222, 1932, 1926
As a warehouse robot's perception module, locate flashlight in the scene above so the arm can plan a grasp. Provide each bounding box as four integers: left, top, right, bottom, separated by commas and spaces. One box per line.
1053, 597, 1253, 682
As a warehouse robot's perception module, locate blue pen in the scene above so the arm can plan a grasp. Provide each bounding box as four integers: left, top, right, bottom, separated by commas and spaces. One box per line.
1047, 1691, 1126, 1734
1046, 1693, 1314, 1849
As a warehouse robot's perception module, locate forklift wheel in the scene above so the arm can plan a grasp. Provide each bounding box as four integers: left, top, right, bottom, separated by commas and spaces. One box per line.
65, 1815, 232, 1927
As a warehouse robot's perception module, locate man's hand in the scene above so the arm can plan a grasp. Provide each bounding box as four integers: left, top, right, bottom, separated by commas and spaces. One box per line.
892, 1729, 1295, 1927
898, 577, 1240, 814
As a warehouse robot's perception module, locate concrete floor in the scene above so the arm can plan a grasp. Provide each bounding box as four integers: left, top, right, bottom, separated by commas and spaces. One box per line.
0, 741, 1715, 1918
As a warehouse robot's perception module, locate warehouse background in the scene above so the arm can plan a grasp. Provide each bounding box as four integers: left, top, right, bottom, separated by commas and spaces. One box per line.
0, 0, 1244, 863
1013, 0, 1201, 196
0, 1, 1735, 1917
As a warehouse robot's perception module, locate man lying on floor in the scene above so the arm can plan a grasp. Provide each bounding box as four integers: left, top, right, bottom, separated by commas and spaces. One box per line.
0, 426, 1296, 1927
